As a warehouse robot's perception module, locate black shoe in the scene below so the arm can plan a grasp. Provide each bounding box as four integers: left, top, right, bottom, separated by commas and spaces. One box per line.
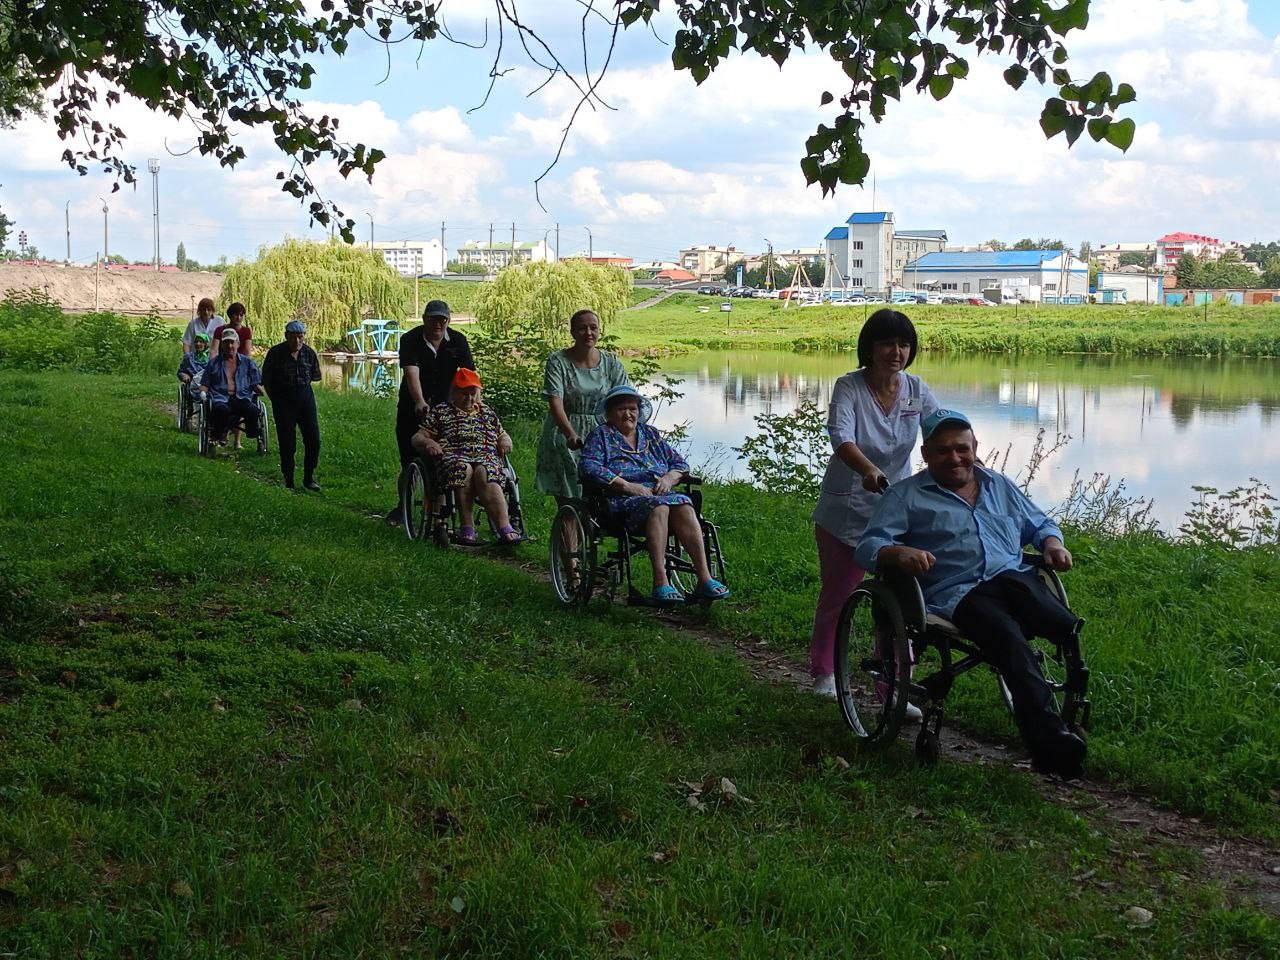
1033, 730, 1086, 780
303, 478, 321, 492
284, 477, 296, 489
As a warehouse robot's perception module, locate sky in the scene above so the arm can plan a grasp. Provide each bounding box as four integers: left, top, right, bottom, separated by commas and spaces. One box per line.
2, 0, 1279, 266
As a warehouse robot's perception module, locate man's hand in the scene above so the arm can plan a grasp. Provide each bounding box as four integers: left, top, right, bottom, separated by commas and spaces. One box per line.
179, 373, 190, 383
414, 402, 430, 420
879, 545, 936, 576
1041, 538, 1073, 571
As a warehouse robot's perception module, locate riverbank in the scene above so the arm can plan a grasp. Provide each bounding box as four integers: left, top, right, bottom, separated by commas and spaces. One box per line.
1, 371, 1277, 953
607, 294, 1280, 357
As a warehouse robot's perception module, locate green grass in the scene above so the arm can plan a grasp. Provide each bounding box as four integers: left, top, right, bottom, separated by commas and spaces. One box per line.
2, 371, 1277, 955
610, 295, 1280, 357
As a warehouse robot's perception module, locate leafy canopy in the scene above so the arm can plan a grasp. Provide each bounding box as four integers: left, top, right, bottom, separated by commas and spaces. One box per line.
1, 0, 1133, 228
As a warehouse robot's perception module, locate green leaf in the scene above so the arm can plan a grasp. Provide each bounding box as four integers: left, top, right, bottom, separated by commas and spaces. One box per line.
1003, 64, 1028, 90
1039, 99, 1069, 138
1105, 117, 1136, 151
1087, 117, 1110, 141
820, 90, 833, 106
946, 59, 969, 79
928, 74, 954, 101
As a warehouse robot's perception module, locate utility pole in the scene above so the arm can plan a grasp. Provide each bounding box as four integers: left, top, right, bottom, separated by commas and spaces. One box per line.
555, 222, 560, 261
488, 222, 495, 276
64, 200, 70, 265
366, 212, 374, 250
148, 158, 160, 269
99, 198, 109, 262
585, 227, 593, 260
441, 221, 446, 274
763, 237, 774, 290
511, 221, 516, 268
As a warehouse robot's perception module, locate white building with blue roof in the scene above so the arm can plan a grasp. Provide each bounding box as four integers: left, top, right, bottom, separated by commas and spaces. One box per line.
901, 249, 1089, 302
824, 211, 896, 293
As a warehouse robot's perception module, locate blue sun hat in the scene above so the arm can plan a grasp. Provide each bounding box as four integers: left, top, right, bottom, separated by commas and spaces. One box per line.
285, 319, 306, 334
921, 408, 972, 441
595, 384, 653, 426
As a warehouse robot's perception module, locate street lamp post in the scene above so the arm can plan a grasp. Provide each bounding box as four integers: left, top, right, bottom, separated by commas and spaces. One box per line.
147, 158, 160, 270
763, 237, 774, 290
366, 212, 374, 250
585, 227, 593, 260
98, 198, 109, 262
64, 200, 70, 265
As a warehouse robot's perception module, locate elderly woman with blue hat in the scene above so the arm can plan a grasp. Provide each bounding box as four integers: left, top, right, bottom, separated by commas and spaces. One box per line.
579, 384, 730, 603
262, 319, 323, 490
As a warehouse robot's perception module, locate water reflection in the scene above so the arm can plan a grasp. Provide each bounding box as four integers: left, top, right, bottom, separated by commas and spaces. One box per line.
650, 351, 1280, 531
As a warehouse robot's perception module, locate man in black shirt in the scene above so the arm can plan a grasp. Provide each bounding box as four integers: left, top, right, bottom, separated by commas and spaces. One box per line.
390, 299, 475, 522
262, 319, 323, 490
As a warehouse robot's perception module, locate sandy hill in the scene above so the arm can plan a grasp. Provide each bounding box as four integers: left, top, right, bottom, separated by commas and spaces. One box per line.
0, 263, 224, 317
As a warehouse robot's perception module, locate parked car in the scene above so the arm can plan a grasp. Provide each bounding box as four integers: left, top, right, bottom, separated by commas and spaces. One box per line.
966, 297, 990, 306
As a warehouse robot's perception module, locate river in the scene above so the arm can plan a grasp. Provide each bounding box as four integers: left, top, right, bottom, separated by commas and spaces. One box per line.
321, 350, 1280, 531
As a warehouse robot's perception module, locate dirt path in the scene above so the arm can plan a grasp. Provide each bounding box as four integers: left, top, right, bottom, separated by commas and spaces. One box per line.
625, 289, 678, 311
493, 552, 1280, 916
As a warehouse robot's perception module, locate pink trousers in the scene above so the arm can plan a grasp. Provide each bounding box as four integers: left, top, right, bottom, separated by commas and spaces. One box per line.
809, 524, 867, 677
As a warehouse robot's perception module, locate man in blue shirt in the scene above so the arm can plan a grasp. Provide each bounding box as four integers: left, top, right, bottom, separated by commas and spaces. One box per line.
855, 409, 1086, 779
201, 328, 265, 447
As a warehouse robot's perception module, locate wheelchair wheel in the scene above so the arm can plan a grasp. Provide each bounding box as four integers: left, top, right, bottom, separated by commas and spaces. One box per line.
399, 461, 430, 542
834, 581, 911, 748
550, 501, 594, 606
177, 385, 189, 432
196, 400, 211, 456
665, 517, 723, 598
994, 568, 1089, 732
256, 401, 270, 454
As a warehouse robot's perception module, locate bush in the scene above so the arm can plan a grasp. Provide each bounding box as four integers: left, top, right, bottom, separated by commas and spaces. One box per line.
0, 290, 178, 374
474, 260, 632, 337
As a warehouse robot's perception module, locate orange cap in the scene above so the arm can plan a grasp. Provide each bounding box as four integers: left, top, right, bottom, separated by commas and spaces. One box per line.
453, 367, 482, 389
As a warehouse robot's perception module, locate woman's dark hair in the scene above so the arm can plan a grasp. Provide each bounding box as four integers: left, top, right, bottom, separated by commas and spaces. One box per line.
569, 308, 599, 331
856, 309, 918, 369
227, 302, 246, 320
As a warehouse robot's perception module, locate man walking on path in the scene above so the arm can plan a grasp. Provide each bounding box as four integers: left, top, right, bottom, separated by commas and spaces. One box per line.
262, 320, 322, 491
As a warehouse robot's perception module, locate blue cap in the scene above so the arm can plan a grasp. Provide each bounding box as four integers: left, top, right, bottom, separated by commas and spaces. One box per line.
285, 320, 306, 334
921, 408, 972, 441
594, 384, 652, 425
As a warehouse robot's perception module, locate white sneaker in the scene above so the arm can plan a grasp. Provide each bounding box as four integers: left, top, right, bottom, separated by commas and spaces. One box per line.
903, 700, 923, 723
812, 674, 837, 698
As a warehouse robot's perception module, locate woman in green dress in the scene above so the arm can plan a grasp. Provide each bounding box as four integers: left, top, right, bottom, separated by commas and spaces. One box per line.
535, 308, 630, 504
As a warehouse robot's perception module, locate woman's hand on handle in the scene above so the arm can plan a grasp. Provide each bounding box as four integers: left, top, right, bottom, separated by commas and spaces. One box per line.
861, 469, 889, 494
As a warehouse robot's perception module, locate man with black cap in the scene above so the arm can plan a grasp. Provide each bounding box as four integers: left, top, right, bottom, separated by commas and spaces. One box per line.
262, 319, 322, 490
389, 299, 475, 523
855, 409, 1087, 779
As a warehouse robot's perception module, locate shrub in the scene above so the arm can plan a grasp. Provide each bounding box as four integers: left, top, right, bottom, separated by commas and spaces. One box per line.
474, 260, 632, 337
0, 290, 178, 374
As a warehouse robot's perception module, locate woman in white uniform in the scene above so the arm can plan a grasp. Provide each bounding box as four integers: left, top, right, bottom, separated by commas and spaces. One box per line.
810, 309, 939, 702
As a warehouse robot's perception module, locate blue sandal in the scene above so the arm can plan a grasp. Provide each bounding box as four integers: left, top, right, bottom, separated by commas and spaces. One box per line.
652, 584, 684, 605
692, 578, 731, 601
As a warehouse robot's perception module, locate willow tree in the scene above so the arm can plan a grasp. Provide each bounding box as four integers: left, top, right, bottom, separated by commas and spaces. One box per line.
473, 260, 632, 337
220, 239, 409, 347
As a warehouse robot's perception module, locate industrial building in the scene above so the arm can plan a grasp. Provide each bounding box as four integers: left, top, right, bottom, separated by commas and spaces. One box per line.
901, 249, 1089, 302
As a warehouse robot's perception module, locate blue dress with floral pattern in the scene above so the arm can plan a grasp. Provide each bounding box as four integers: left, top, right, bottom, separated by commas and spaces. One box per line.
579, 423, 691, 530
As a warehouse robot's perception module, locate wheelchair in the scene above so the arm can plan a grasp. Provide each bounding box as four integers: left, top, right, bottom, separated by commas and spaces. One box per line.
833, 553, 1090, 765
397, 454, 525, 549
196, 393, 270, 457
176, 379, 202, 433
549, 475, 725, 608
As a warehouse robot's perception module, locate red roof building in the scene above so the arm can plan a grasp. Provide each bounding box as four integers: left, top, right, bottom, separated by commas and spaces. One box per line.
655, 268, 696, 283
1155, 232, 1225, 269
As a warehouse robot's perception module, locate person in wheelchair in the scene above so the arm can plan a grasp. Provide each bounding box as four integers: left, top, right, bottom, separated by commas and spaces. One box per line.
578, 384, 729, 604
200, 327, 265, 447
854, 409, 1086, 779
176, 331, 211, 424
410, 367, 522, 545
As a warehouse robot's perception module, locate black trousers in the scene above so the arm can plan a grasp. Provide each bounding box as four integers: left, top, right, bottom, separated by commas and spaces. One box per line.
210, 397, 261, 440
271, 387, 320, 480
395, 401, 420, 468
951, 569, 1081, 756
